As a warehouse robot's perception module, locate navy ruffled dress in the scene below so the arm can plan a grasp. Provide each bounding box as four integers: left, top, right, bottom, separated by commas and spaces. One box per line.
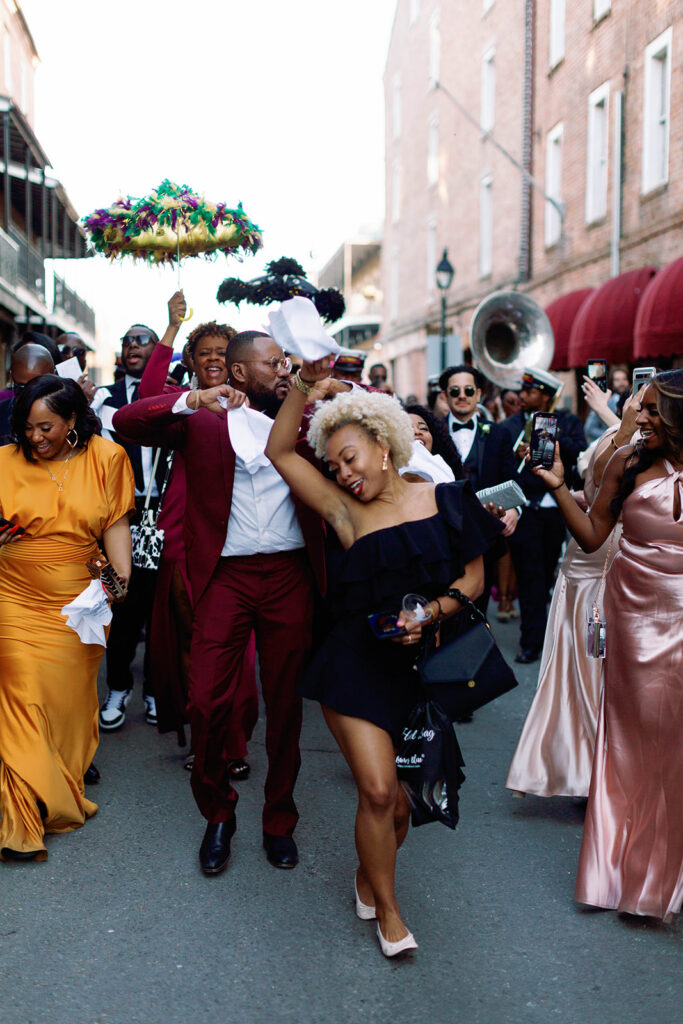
301, 482, 503, 742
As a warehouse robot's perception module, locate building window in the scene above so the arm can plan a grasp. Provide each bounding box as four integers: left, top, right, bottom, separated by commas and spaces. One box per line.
427, 113, 439, 187
390, 247, 399, 322
427, 218, 437, 292
585, 83, 609, 223
593, 0, 611, 21
549, 0, 565, 68
391, 158, 401, 224
409, 0, 420, 25
428, 9, 440, 88
3, 29, 11, 94
481, 47, 495, 132
392, 73, 402, 140
642, 27, 672, 194
479, 176, 493, 277
545, 123, 563, 247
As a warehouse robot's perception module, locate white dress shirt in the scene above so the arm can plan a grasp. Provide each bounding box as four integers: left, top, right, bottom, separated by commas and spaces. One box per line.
172, 394, 305, 556
448, 412, 478, 462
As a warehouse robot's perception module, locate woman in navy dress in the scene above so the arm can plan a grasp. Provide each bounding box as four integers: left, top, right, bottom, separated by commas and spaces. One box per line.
266, 359, 501, 957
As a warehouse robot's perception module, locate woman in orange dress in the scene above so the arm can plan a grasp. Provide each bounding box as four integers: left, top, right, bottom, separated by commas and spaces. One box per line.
0, 375, 134, 861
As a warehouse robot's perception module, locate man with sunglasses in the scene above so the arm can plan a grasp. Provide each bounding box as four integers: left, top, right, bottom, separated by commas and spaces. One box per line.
112, 328, 341, 877
92, 308, 184, 732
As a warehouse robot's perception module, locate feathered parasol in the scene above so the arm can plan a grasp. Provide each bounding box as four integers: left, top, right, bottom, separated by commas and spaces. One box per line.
82, 179, 262, 266
217, 256, 345, 323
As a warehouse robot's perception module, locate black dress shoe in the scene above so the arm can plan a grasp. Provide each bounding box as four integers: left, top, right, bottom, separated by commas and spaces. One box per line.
1, 847, 39, 862
515, 647, 542, 664
228, 759, 250, 781
263, 833, 298, 869
84, 762, 101, 785
199, 821, 235, 875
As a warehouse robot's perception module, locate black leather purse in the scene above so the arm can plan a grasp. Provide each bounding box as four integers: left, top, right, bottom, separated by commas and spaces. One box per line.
417, 588, 518, 719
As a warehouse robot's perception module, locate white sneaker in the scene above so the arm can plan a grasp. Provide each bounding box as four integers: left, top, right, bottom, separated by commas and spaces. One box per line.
143, 694, 157, 726
99, 689, 132, 731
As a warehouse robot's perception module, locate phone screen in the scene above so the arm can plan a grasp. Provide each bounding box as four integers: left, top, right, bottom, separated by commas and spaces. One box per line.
587, 360, 608, 392
367, 612, 406, 639
529, 413, 558, 470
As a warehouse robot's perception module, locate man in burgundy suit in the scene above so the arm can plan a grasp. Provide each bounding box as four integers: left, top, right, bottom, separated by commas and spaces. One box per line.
113, 331, 326, 876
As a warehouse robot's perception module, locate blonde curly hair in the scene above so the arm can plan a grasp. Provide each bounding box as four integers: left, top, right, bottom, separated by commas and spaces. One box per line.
307, 389, 414, 469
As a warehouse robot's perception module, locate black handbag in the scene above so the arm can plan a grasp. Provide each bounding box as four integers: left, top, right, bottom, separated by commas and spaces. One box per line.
417, 588, 518, 719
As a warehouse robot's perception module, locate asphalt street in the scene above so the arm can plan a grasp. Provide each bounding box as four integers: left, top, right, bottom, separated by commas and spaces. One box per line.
1, 611, 680, 1024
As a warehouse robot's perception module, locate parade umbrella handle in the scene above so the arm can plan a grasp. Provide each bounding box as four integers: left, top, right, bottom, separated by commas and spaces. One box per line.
176, 230, 194, 322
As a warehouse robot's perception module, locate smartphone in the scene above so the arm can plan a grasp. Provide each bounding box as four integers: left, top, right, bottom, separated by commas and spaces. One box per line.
367, 612, 406, 639
529, 412, 558, 470
0, 517, 26, 538
586, 359, 608, 392
632, 366, 656, 398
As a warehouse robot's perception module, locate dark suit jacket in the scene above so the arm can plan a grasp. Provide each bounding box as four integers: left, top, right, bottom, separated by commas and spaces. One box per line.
460, 420, 519, 493
112, 393, 326, 606
98, 379, 168, 497
0, 396, 13, 445
501, 409, 587, 505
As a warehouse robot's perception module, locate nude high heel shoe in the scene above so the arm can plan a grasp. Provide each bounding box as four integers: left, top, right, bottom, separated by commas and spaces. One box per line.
376, 923, 418, 957
354, 874, 376, 920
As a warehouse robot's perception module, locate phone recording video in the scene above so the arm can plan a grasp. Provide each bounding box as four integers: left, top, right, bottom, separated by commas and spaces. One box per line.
586, 359, 608, 392
529, 413, 558, 471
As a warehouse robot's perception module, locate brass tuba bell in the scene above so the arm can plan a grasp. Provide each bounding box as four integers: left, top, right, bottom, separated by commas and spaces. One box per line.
470, 291, 555, 390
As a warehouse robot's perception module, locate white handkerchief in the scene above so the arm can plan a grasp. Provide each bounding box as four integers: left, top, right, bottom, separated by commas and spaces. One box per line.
264, 296, 341, 361
399, 441, 456, 484
224, 404, 274, 474
56, 356, 83, 382
61, 579, 113, 647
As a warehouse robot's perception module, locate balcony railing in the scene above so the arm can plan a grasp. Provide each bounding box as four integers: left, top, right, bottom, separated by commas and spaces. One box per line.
9, 227, 44, 299
53, 273, 96, 335
0, 226, 18, 289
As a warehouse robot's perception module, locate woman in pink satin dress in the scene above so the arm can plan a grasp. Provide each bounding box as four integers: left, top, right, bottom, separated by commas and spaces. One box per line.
532, 371, 683, 921
505, 426, 622, 798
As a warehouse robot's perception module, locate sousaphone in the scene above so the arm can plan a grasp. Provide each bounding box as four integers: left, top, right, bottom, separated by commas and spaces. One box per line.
470, 291, 555, 390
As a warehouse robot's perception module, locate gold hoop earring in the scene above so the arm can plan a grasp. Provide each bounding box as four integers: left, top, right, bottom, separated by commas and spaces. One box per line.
382, 451, 388, 471
66, 428, 78, 448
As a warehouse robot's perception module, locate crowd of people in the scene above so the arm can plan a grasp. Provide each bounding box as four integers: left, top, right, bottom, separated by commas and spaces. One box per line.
0, 291, 680, 958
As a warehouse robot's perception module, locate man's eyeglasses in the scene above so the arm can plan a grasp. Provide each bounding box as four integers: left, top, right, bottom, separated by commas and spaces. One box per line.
121, 333, 156, 348
448, 385, 476, 398
239, 356, 293, 373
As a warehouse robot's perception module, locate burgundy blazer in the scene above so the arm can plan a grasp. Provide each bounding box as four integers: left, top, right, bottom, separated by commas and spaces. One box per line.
112, 393, 326, 605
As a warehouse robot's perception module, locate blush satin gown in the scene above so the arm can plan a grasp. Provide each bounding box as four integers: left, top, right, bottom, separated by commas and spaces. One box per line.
506, 428, 620, 798
575, 461, 683, 920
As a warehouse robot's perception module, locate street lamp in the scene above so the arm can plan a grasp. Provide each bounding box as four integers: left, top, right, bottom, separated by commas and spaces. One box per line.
435, 248, 454, 371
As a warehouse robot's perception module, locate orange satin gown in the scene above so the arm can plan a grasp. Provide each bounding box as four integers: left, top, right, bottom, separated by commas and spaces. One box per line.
0, 435, 134, 859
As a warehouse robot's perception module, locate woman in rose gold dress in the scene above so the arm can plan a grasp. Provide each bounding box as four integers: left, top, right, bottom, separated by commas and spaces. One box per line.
532, 371, 683, 921
505, 426, 622, 798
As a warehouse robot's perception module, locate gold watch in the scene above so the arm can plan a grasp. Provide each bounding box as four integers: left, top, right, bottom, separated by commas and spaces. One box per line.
294, 372, 315, 395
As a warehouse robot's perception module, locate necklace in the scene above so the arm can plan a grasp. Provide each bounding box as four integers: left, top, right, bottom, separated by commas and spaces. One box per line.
44, 450, 76, 492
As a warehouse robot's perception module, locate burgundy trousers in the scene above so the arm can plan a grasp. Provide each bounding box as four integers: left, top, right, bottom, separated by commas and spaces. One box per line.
188, 550, 313, 835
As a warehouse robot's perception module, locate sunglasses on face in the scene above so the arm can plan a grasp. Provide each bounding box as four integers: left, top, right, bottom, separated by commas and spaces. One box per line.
448, 385, 476, 398
121, 333, 155, 348
240, 356, 293, 373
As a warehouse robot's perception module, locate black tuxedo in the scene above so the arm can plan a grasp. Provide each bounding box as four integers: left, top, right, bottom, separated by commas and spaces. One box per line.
96, 376, 168, 702
501, 409, 587, 651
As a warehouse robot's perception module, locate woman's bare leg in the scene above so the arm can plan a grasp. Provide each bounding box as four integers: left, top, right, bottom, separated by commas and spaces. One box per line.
323, 706, 412, 943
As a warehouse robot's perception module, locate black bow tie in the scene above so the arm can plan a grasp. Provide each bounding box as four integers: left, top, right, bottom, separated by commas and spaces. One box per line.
452, 419, 475, 432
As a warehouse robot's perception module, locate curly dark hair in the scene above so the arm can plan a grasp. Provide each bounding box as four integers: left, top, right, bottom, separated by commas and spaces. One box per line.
438, 363, 485, 393
11, 375, 100, 462
610, 370, 683, 518
404, 404, 465, 480
186, 321, 236, 356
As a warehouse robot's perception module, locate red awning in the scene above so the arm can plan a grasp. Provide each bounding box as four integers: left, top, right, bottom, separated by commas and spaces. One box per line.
567, 267, 657, 367
634, 256, 683, 359
545, 289, 594, 370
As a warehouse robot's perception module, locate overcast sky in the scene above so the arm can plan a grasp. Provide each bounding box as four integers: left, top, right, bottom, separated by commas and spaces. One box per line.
20, 0, 396, 369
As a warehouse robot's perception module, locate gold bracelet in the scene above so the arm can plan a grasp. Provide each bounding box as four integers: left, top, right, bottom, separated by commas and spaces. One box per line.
610, 436, 620, 452
293, 371, 315, 396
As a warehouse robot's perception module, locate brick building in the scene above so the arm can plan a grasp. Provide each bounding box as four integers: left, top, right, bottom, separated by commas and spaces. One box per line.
0, 2, 95, 384
380, 0, 682, 401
